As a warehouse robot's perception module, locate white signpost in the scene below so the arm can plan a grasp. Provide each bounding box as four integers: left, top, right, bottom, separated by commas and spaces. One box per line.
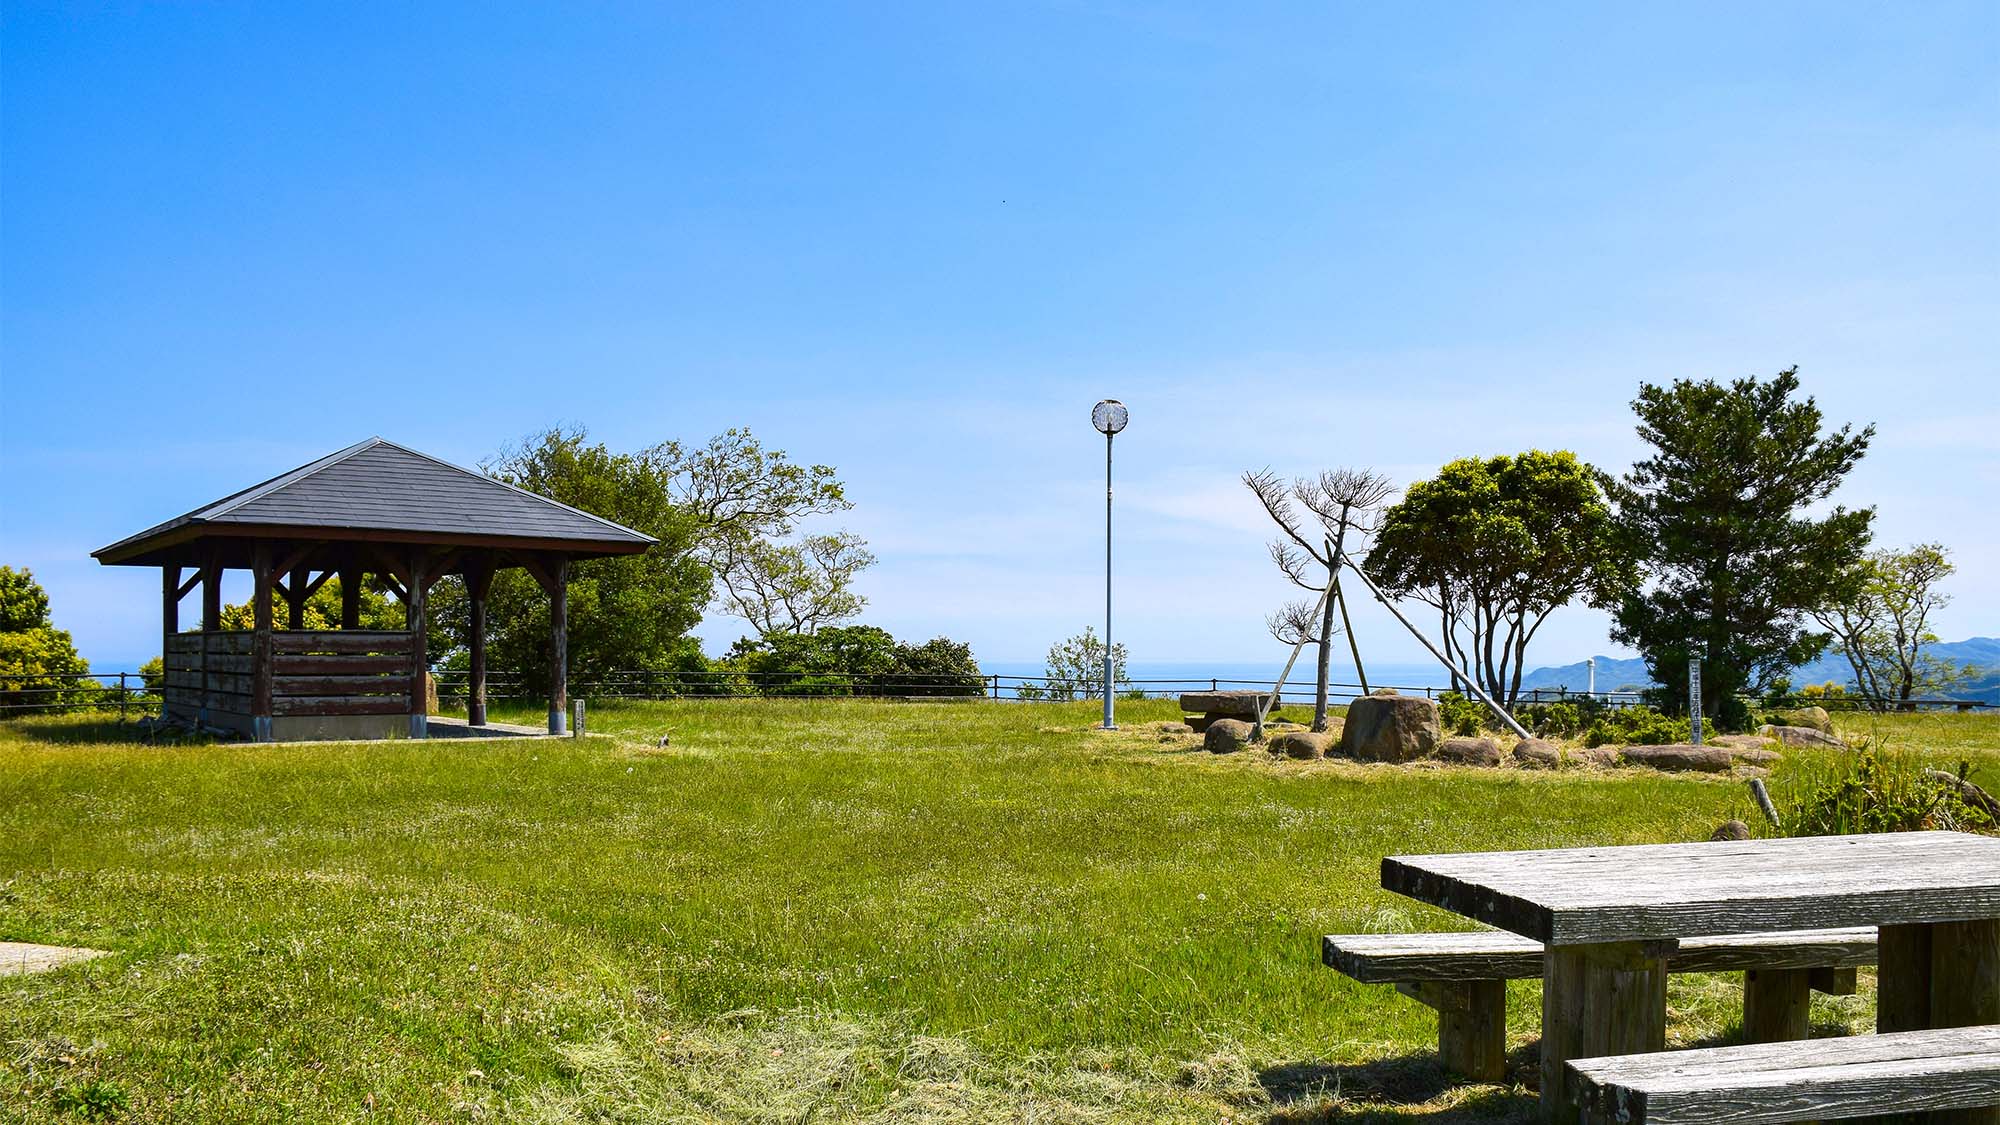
1688, 657, 1703, 746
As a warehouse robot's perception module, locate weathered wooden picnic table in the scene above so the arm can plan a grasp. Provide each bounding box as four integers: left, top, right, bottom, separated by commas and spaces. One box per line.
1381, 830, 2000, 1123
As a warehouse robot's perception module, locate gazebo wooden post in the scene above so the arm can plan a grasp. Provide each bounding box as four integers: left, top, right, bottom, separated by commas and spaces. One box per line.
161, 564, 180, 654
466, 558, 494, 727
201, 559, 221, 631
287, 565, 309, 629
200, 555, 221, 724
549, 555, 569, 735
408, 552, 430, 739
251, 543, 274, 742
339, 563, 361, 629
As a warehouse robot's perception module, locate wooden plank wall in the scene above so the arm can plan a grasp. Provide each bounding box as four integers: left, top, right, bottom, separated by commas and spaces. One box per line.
162, 632, 254, 719
163, 631, 414, 721
271, 631, 414, 717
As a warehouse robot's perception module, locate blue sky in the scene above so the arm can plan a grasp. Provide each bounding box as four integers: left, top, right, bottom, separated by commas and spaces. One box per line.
4, 2, 1995, 672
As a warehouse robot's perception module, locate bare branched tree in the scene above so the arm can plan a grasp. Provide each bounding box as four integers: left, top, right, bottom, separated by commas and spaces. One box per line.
1244, 467, 1395, 731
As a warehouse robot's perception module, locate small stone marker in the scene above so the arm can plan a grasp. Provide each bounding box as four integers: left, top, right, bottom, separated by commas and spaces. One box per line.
0, 943, 107, 977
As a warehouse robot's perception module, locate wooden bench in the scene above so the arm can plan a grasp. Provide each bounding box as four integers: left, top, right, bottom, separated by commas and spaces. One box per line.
1322, 928, 1878, 1082
1566, 1024, 2000, 1125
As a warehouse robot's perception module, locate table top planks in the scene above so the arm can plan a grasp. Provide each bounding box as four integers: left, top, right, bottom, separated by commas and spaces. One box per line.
1382, 830, 2000, 945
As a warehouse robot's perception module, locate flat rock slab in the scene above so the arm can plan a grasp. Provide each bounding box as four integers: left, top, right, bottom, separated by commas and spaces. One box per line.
1178, 690, 1277, 716
0, 943, 108, 977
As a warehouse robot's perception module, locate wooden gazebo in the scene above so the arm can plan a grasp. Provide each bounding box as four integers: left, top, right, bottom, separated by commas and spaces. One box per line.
94, 438, 655, 741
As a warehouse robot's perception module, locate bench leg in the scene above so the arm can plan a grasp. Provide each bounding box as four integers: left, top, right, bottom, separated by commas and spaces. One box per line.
1932, 920, 1999, 1125
1440, 979, 1508, 1083
1541, 942, 1668, 1125
1393, 979, 1509, 1084
1742, 967, 1810, 1043
1875, 920, 2000, 1125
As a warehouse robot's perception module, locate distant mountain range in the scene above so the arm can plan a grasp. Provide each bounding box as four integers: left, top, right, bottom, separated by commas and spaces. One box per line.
1519, 638, 2000, 704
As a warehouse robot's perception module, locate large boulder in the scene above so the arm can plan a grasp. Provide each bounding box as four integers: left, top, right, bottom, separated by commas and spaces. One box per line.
1269, 730, 1332, 760
1761, 724, 1847, 750
1770, 705, 1833, 733
1204, 718, 1255, 754
1337, 691, 1440, 763
1731, 747, 1783, 766
1435, 736, 1502, 767
1512, 738, 1563, 769
1620, 744, 1733, 773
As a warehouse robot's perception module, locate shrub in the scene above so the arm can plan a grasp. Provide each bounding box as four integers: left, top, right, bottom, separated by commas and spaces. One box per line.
1583, 705, 1691, 748
1436, 691, 1487, 736
1519, 701, 1585, 739
1776, 743, 1995, 837
724, 626, 986, 698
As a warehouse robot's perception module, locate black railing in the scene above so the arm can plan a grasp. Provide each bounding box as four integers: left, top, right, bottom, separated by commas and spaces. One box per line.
2, 668, 1991, 716
0, 671, 163, 717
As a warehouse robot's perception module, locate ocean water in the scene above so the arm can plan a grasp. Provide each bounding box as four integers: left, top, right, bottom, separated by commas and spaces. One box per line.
976, 659, 1467, 699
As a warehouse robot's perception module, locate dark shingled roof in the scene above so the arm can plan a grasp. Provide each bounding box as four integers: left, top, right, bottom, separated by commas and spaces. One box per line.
95, 438, 656, 565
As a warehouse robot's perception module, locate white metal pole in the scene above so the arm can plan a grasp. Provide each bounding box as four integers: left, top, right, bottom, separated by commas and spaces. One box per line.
1102, 430, 1116, 729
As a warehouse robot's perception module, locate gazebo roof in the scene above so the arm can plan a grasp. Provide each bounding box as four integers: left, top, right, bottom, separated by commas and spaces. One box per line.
95, 437, 656, 567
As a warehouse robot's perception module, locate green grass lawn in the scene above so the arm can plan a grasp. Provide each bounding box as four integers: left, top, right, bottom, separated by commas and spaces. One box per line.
1, 700, 1994, 1123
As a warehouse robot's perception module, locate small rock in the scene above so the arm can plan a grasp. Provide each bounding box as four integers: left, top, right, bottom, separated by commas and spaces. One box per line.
1268, 731, 1332, 760
1710, 819, 1752, 841
1760, 725, 1847, 750
656, 734, 671, 747
1512, 739, 1562, 769
1435, 736, 1502, 767
1155, 722, 1194, 735
1620, 744, 1734, 773
1204, 718, 1255, 754
1731, 747, 1782, 766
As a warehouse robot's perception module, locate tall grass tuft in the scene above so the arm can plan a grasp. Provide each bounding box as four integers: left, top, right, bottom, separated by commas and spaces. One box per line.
1774, 740, 1995, 837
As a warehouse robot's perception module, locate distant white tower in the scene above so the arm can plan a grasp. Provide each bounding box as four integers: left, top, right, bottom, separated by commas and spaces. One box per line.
1587, 656, 1597, 698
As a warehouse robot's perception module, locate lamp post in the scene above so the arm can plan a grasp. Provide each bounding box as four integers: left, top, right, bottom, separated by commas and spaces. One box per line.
1092, 399, 1128, 729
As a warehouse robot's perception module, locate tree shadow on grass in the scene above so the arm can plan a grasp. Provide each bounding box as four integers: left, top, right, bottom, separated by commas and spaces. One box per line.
1256, 1043, 1541, 1125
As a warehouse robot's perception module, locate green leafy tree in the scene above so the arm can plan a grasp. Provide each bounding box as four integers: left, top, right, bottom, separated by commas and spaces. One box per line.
1606, 368, 1874, 724
0, 566, 96, 713
430, 428, 714, 695
1812, 543, 1972, 709
1038, 626, 1129, 701
668, 428, 872, 635
718, 531, 876, 636
430, 426, 870, 695
1367, 451, 1632, 708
